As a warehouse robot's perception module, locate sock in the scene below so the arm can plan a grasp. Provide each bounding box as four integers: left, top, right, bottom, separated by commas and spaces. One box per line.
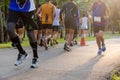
11, 36, 25, 54
30, 42, 38, 58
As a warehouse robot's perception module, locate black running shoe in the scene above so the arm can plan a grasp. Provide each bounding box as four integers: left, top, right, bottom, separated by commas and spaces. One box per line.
39, 39, 43, 47
45, 45, 48, 50
64, 44, 71, 52
75, 40, 78, 45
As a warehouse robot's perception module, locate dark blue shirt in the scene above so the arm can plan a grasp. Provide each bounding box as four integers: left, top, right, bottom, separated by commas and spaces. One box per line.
93, 2, 107, 26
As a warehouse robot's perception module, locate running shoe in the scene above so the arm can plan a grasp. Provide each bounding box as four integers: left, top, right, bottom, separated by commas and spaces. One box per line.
102, 44, 106, 52
44, 40, 48, 50
44, 45, 48, 50
14, 53, 28, 66
39, 39, 43, 47
70, 43, 73, 47
98, 48, 102, 55
75, 40, 78, 45
30, 58, 38, 68
64, 44, 71, 52
50, 40, 53, 46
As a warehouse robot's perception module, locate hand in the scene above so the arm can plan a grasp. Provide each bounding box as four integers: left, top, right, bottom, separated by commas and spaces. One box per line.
59, 20, 63, 25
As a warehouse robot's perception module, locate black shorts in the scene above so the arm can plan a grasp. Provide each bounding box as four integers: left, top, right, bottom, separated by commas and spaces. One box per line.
94, 26, 105, 33
15, 18, 24, 29
53, 26, 60, 31
42, 24, 53, 30
7, 10, 38, 31
64, 17, 75, 29
36, 17, 42, 30
74, 26, 79, 36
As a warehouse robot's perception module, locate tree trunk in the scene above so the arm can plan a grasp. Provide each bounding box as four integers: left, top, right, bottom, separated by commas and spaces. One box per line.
36, 0, 40, 9
0, 0, 4, 43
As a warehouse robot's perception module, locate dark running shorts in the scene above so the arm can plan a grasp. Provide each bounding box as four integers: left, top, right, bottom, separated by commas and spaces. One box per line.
64, 17, 75, 29
36, 17, 42, 30
15, 18, 24, 29
7, 10, 38, 31
94, 25, 105, 33
74, 26, 79, 37
53, 26, 60, 31
42, 24, 53, 29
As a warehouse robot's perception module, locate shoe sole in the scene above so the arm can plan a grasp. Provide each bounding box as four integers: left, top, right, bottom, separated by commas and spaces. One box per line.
30, 65, 38, 68
102, 49, 106, 52
64, 48, 71, 52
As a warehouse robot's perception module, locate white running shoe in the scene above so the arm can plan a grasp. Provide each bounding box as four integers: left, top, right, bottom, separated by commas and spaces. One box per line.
14, 53, 28, 66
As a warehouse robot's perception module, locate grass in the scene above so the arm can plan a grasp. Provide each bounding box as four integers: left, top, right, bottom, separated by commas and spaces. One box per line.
0, 32, 120, 48
0, 37, 30, 48
112, 74, 120, 80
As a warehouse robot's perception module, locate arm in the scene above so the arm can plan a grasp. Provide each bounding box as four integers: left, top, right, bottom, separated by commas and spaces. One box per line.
60, 5, 65, 21
105, 3, 110, 19
74, 5, 79, 18
35, 6, 42, 17
87, 3, 94, 16
53, 5, 56, 19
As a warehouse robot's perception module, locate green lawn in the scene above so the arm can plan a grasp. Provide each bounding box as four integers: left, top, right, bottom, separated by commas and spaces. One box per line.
0, 32, 120, 48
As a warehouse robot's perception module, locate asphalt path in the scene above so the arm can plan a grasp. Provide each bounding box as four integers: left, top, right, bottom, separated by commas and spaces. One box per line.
0, 39, 120, 80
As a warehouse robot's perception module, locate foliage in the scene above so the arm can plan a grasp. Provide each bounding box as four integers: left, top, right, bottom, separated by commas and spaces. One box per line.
0, 0, 120, 43
112, 74, 120, 80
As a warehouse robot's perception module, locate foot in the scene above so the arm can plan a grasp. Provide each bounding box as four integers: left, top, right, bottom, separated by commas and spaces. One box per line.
55, 40, 58, 45
70, 43, 73, 47
44, 41, 48, 50
50, 41, 53, 46
64, 44, 71, 52
45, 45, 48, 50
102, 45, 106, 52
14, 53, 28, 66
97, 48, 102, 55
30, 58, 38, 68
75, 40, 78, 45
39, 39, 43, 47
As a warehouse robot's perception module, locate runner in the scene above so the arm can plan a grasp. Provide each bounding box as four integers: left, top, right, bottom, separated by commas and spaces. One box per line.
88, 0, 110, 55
72, 10, 80, 46
60, 0, 78, 51
35, 0, 56, 50
80, 13, 88, 31
35, 4, 43, 46
7, 0, 39, 68
52, 2, 60, 46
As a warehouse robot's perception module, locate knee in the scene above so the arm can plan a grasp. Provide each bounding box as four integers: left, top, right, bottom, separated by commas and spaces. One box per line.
7, 23, 14, 31
7, 23, 16, 38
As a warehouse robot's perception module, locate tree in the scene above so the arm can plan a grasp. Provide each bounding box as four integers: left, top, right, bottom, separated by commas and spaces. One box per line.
0, 0, 4, 43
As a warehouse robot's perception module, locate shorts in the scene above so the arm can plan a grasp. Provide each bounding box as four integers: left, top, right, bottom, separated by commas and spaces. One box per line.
64, 17, 75, 29
7, 10, 38, 31
53, 26, 60, 32
36, 17, 42, 30
15, 18, 24, 29
74, 26, 79, 37
94, 26, 105, 33
42, 24, 53, 30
